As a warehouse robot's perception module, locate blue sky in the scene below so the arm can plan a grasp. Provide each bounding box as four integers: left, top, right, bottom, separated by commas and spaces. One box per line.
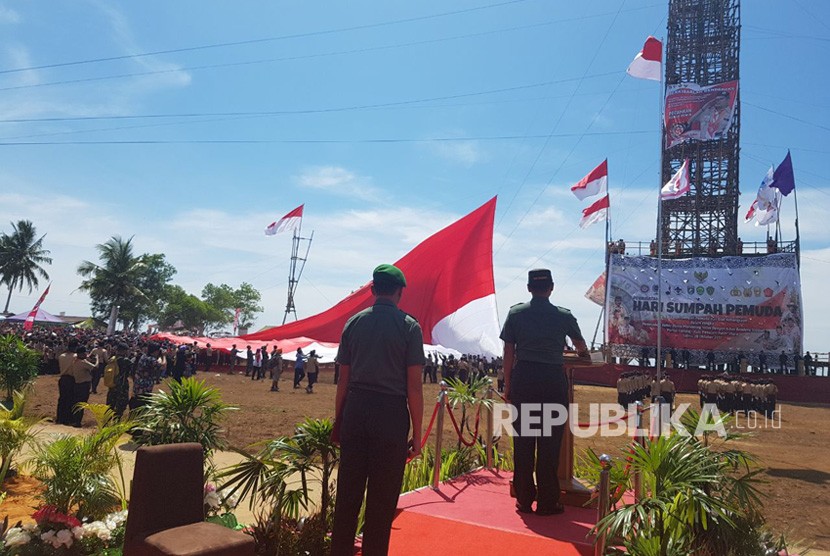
1, 0, 829, 350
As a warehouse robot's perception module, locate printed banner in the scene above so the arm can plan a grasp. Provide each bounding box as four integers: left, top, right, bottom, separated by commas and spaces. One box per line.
606, 254, 802, 358
664, 80, 738, 148
585, 272, 606, 306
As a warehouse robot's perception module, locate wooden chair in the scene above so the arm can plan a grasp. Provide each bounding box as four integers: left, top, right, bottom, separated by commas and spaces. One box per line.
124, 443, 255, 556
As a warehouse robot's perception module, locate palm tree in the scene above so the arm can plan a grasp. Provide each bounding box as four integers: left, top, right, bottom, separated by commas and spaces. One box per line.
0, 220, 52, 314
77, 236, 145, 333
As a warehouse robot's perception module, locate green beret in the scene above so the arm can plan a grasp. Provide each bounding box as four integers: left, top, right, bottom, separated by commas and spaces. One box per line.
373, 264, 407, 287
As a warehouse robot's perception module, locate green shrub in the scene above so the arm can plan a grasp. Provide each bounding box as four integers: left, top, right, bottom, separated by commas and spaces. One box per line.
0, 335, 39, 402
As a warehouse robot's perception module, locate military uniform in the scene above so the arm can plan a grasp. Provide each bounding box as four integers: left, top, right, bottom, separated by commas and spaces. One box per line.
500, 269, 585, 515
331, 265, 425, 556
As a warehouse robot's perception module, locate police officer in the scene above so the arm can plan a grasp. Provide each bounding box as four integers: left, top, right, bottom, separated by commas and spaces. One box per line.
501, 269, 589, 516
330, 264, 425, 556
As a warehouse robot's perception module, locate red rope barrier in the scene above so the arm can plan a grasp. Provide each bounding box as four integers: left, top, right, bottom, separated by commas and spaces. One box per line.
446, 404, 482, 447
405, 401, 441, 463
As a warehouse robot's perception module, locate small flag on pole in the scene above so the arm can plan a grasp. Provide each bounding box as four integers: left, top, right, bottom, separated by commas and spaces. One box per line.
23, 284, 50, 332
580, 194, 610, 229
745, 167, 780, 226
570, 160, 608, 201
627, 36, 662, 82
265, 204, 304, 235
660, 159, 691, 200
770, 151, 795, 197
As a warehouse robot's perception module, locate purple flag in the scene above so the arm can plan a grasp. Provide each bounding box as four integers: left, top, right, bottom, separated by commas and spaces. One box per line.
771, 151, 795, 197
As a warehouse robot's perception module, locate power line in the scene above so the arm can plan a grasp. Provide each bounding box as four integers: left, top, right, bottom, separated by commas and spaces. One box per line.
0, 130, 654, 146
0, 7, 663, 95
493, 0, 629, 235
744, 101, 830, 134
0, 72, 621, 124
0, 0, 538, 76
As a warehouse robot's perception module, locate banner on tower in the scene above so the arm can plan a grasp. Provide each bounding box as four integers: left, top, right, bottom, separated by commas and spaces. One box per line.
664, 80, 739, 149
605, 253, 802, 362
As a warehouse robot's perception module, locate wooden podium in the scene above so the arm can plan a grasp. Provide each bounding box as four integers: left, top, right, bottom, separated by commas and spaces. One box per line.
558, 361, 594, 507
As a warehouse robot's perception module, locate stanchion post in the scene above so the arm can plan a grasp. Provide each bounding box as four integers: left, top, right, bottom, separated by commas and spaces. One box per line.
432, 381, 448, 490
632, 401, 643, 502
486, 379, 494, 470
654, 395, 666, 438
595, 454, 612, 556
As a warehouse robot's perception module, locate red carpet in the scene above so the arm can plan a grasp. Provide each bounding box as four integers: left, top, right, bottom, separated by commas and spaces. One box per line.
382, 470, 594, 555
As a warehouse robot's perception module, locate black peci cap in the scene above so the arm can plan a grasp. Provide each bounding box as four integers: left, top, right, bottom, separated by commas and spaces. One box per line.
527, 268, 553, 287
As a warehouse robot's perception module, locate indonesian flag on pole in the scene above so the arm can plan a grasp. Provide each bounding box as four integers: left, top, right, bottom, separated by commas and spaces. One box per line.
661, 159, 691, 200
745, 166, 781, 226
265, 204, 304, 235
627, 36, 662, 82
580, 194, 610, 229
23, 284, 50, 332
571, 160, 608, 201
243, 198, 502, 356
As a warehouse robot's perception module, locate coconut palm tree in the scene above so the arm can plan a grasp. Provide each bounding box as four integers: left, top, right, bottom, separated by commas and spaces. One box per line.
77, 236, 145, 333
0, 220, 52, 314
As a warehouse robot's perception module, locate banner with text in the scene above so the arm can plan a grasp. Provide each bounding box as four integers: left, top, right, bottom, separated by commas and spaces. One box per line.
606, 253, 802, 358
664, 80, 739, 149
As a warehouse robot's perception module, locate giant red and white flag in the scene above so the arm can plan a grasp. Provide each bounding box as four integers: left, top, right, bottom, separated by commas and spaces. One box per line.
571, 159, 608, 201
244, 198, 501, 356
661, 159, 691, 200
23, 284, 50, 332
627, 36, 662, 82
580, 194, 610, 229
265, 204, 304, 235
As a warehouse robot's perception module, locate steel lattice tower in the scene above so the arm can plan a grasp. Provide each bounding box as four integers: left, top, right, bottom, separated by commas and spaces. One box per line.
661, 0, 740, 257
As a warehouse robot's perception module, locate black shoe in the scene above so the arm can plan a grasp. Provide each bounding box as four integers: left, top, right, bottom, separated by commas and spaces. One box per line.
515, 503, 533, 514
535, 503, 565, 516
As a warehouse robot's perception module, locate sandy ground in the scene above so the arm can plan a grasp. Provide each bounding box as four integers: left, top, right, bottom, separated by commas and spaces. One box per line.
15, 371, 830, 551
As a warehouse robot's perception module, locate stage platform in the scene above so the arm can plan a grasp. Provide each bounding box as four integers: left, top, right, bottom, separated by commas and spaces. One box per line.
381, 470, 595, 555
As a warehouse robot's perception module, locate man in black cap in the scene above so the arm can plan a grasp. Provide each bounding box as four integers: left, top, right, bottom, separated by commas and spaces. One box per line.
501, 268, 589, 515
331, 263, 425, 556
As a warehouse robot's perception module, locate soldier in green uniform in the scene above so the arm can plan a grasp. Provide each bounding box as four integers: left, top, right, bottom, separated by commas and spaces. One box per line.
330, 264, 425, 556
501, 269, 589, 515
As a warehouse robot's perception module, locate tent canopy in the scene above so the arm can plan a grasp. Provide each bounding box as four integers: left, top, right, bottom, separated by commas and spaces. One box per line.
5, 308, 65, 324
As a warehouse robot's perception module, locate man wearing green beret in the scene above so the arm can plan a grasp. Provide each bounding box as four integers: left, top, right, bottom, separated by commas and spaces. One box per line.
331, 264, 425, 556
501, 269, 589, 516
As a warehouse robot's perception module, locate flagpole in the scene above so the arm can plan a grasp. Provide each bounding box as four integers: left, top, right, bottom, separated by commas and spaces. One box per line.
791, 151, 801, 267
603, 161, 611, 349
656, 37, 665, 383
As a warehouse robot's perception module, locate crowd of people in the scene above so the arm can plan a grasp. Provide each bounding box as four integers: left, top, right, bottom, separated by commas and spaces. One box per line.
697, 375, 778, 417
615, 370, 676, 407
624, 345, 822, 376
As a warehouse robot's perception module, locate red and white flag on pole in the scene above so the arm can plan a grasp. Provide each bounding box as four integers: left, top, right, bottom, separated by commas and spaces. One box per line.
23, 284, 50, 332
265, 204, 304, 236
661, 159, 691, 200
580, 194, 610, 229
627, 36, 662, 82
571, 159, 608, 201
233, 308, 241, 335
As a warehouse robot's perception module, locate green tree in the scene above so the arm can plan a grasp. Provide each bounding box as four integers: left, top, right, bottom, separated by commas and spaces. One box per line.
157, 285, 224, 334
201, 282, 263, 331
0, 220, 52, 314
77, 236, 148, 332
116, 253, 177, 330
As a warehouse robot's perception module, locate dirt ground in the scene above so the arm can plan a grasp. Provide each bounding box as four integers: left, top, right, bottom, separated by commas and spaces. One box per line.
22, 371, 830, 550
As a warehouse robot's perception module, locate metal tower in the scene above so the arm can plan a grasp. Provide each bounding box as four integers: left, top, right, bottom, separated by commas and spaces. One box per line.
661, 0, 741, 257
283, 228, 313, 324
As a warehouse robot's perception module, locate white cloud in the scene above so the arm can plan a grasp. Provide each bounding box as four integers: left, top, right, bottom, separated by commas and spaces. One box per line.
294, 166, 380, 201
0, 5, 20, 24
429, 140, 483, 166
4, 45, 39, 88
